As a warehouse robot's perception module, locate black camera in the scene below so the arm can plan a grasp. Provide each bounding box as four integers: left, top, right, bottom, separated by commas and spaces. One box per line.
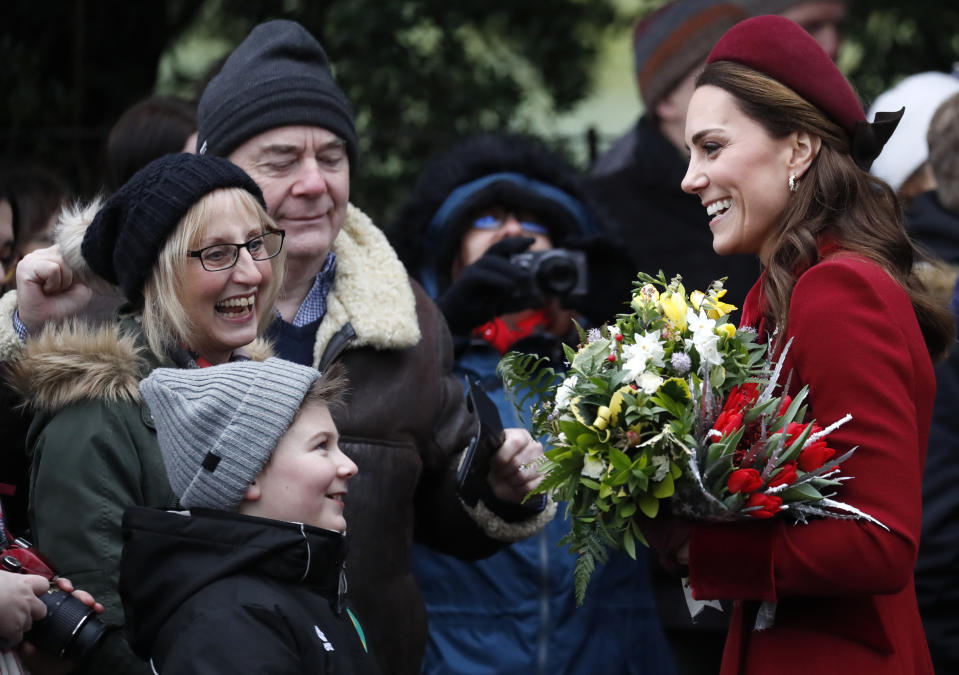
509, 248, 588, 301
0, 519, 108, 662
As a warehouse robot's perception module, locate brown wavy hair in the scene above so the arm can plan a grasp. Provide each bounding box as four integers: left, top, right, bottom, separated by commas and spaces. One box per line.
697, 61, 954, 361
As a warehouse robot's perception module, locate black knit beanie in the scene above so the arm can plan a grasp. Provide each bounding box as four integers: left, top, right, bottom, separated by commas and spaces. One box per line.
196, 19, 358, 169
82, 153, 266, 305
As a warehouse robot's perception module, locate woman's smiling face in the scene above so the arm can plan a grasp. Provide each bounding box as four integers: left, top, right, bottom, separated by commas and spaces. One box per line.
180, 191, 273, 364
681, 85, 797, 262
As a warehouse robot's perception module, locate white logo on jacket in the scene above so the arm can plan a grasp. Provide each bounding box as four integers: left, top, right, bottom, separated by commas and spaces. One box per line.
315, 625, 335, 652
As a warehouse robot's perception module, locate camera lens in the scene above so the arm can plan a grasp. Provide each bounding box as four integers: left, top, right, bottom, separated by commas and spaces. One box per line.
26, 589, 108, 661
536, 255, 579, 296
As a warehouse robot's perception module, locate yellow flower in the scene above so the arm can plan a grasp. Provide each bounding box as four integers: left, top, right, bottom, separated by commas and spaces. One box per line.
716, 323, 736, 339
658, 291, 687, 331
690, 290, 706, 310
703, 288, 737, 319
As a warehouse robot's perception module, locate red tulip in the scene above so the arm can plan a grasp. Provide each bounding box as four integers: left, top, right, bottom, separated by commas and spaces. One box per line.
768, 461, 797, 487
799, 441, 836, 472
745, 492, 783, 518
712, 410, 744, 438
727, 468, 763, 494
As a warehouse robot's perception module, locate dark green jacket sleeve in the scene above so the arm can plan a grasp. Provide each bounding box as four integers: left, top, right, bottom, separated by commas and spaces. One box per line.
28, 399, 174, 674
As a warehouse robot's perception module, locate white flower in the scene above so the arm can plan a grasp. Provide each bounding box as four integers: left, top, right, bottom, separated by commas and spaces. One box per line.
587, 328, 602, 343
685, 309, 722, 367
638, 371, 664, 394
696, 334, 722, 367
554, 375, 578, 411
686, 308, 716, 335
581, 454, 606, 479
621, 330, 665, 383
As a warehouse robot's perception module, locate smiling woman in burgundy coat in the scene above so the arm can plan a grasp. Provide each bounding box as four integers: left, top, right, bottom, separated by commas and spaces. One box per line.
662, 15, 955, 675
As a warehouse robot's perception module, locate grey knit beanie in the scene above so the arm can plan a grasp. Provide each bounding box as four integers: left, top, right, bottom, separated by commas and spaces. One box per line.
196, 19, 358, 169
633, 0, 745, 110
140, 358, 320, 510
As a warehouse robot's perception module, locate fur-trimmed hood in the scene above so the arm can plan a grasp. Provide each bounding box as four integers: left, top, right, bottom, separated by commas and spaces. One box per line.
6, 320, 273, 416
311, 203, 421, 365
386, 133, 601, 299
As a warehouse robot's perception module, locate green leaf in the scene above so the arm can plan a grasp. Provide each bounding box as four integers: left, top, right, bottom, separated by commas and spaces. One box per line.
777, 385, 810, 428
623, 527, 636, 559
710, 365, 726, 389
782, 482, 824, 502
579, 477, 601, 490
742, 396, 781, 424
618, 500, 637, 519
652, 473, 675, 498
779, 422, 813, 464
660, 377, 692, 405
723, 492, 744, 510
631, 520, 650, 548
610, 468, 632, 486
572, 339, 611, 373
608, 447, 631, 471
638, 494, 659, 518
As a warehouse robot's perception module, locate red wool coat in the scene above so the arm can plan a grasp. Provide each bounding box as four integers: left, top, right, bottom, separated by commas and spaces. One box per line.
688, 253, 936, 674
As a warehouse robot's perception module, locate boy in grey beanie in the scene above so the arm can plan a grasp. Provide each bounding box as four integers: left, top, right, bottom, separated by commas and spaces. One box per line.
120, 358, 380, 673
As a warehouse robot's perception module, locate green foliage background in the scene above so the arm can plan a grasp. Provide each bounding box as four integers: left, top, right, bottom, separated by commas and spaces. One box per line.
1, 0, 956, 228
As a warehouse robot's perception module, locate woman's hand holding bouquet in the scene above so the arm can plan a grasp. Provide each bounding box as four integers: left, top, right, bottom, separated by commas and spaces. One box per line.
498, 272, 883, 605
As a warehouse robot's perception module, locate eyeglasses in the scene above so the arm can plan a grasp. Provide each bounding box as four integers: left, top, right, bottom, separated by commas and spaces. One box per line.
472, 211, 548, 236
187, 230, 285, 271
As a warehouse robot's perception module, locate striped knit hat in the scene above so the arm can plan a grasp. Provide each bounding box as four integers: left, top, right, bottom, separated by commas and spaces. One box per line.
633, 0, 745, 110
139, 358, 320, 510
737, 0, 847, 16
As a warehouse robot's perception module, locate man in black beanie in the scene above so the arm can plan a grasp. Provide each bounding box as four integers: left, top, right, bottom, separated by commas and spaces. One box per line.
194, 19, 553, 675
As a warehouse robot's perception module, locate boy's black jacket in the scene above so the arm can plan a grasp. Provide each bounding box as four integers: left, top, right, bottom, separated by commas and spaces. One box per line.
120, 507, 380, 674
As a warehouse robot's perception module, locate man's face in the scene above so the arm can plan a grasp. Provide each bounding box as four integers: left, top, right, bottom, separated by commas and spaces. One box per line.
229, 125, 350, 266
781, 1, 846, 61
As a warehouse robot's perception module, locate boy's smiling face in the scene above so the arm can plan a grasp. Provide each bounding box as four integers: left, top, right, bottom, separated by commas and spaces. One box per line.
240, 401, 357, 532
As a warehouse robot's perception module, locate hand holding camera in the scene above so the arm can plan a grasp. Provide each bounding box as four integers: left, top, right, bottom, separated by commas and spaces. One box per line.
438, 237, 538, 335
439, 237, 592, 336
0, 570, 48, 647
0, 503, 107, 664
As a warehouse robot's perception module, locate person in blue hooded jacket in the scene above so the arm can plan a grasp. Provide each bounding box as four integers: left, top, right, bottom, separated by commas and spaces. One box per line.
389, 133, 675, 675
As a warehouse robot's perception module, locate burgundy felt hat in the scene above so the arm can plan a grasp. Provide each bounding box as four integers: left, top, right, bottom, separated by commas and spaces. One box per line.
706, 15, 901, 168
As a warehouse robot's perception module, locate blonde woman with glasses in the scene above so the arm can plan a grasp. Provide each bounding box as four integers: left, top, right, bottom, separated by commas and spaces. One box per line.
6, 153, 284, 673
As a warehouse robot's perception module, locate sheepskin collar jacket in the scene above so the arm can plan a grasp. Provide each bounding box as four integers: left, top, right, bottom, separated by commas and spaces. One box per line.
277, 203, 554, 675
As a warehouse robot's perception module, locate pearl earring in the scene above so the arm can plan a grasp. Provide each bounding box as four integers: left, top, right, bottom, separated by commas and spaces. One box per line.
788, 174, 799, 193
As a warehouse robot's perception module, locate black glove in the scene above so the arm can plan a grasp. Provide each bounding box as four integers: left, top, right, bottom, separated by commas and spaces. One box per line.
562, 233, 635, 326
437, 237, 536, 335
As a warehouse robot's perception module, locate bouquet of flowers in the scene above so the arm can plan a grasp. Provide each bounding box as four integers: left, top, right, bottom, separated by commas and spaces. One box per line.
498, 272, 882, 604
